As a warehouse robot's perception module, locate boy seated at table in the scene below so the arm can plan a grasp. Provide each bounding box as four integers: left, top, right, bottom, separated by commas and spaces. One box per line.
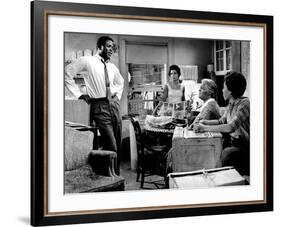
194, 72, 250, 176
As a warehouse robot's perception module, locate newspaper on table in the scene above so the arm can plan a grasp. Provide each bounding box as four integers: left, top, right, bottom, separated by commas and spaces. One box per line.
183, 127, 215, 138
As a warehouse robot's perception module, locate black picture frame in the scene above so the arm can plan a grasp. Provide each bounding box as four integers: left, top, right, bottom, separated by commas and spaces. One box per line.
31, 0, 273, 226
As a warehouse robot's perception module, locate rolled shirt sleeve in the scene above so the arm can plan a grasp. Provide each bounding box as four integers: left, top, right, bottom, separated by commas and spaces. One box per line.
228, 99, 250, 133
218, 98, 250, 141
110, 64, 124, 100
65, 56, 124, 100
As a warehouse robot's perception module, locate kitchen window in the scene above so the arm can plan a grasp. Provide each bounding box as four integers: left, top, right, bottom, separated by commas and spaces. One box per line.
214, 40, 232, 75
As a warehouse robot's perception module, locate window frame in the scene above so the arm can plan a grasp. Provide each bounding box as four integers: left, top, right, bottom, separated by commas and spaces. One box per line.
214, 40, 232, 75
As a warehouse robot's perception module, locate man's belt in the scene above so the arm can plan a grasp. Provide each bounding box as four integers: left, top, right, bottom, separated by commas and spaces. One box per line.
89, 97, 108, 103
89, 96, 117, 103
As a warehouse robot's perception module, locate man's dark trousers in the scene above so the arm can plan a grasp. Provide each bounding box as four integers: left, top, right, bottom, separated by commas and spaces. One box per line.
90, 98, 122, 175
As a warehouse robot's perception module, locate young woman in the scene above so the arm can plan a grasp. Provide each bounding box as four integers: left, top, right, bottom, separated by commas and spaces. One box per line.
161, 65, 185, 103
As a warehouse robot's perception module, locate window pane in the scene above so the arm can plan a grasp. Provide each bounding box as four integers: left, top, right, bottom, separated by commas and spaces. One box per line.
216, 58, 224, 71
220, 41, 224, 49
215, 41, 219, 50
214, 40, 232, 73
216, 52, 220, 59
216, 61, 220, 71
216, 51, 223, 61
219, 60, 224, 71
225, 41, 231, 48
216, 41, 223, 50
216, 58, 220, 71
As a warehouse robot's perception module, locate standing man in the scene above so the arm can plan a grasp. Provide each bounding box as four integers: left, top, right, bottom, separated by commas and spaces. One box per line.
65, 36, 124, 174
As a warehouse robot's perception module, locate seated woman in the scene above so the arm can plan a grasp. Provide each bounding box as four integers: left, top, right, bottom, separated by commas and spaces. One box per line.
161, 65, 185, 103
194, 72, 250, 175
189, 78, 221, 128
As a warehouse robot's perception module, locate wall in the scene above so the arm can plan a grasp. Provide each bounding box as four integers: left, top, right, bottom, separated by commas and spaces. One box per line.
232, 41, 241, 73
241, 41, 251, 97
65, 33, 213, 83
173, 38, 213, 82
65, 33, 119, 67
65, 33, 214, 115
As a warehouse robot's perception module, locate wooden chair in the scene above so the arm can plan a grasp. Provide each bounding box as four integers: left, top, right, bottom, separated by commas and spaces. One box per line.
129, 117, 169, 189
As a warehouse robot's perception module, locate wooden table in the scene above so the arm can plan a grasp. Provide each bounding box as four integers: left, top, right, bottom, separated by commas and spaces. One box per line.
171, 127, 223, 172
143, 123, 174, 149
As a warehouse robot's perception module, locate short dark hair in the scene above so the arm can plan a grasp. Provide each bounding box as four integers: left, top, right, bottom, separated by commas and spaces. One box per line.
169, 65, 181, 76
96, 36, 114, 50
224, 72, 247, 99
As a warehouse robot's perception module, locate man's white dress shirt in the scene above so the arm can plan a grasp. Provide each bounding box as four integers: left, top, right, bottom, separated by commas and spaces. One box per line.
65, 54, 124, 100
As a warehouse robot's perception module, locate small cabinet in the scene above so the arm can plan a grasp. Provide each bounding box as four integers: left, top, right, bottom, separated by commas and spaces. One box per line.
172, 129, 222, 172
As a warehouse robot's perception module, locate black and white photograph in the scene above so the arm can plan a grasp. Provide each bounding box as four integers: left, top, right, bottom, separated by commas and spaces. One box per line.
29, 1, 273, 225
64, 32, 251, 193
1, 0, 279, 226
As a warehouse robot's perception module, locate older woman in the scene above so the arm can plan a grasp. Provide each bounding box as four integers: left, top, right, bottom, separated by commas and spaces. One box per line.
194, 72, 250, 175
189, 78, 221, 128
161, 65, 185, 103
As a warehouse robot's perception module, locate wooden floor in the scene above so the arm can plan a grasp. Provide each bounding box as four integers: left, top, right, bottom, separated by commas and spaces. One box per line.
120, 161, 250, 191
120, 161, 166, 191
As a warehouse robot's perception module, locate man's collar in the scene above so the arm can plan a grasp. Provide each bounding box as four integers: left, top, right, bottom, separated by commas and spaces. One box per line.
95, 53, 109, 63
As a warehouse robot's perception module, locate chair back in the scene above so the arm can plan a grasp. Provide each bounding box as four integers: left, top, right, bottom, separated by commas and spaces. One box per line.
64, 126, 93, 171
129, 117, 144, 155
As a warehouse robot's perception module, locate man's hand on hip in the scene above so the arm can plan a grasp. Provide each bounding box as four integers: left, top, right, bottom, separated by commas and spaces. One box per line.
79, 94, 91, 104
112, 92, 119, 100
